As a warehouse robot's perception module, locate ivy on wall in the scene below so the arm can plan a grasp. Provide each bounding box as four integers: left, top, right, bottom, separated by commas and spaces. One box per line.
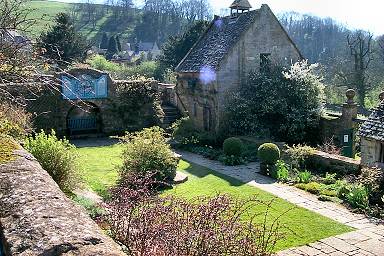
106, 80, 164, 131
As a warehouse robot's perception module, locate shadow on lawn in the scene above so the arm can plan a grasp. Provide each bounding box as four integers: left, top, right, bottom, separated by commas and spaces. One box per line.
181, 161, 276, 187
71, 137, 120, 148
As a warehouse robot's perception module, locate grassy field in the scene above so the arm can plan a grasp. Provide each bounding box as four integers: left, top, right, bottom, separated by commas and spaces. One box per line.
27, 0, 71, 37
77, 144, 354, 251
26, 0, 139, 40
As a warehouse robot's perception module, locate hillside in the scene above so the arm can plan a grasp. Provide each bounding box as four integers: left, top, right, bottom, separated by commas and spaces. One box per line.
27, 1, 71, 37
27, 0, 139, 42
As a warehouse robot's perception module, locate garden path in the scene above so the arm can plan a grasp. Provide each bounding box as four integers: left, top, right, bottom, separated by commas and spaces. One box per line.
176, 150, 384, 256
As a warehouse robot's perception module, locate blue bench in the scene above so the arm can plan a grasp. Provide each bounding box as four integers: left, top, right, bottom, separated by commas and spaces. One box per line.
68, 118, 97, 134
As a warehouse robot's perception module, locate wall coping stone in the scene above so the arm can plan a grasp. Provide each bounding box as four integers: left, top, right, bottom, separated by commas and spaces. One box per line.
313, 150, 361, 165
0, 148, 125, 256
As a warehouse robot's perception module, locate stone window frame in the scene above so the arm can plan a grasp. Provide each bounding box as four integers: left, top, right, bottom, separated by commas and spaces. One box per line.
193, 102, 198, 117
380, 143, 384, 163
260, 53, 271, 73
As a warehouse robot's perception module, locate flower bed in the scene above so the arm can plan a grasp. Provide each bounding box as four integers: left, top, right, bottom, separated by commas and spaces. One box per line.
261, 144, 384, 218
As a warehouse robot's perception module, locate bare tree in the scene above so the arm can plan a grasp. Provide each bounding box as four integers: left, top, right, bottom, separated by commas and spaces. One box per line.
378, 35, 384, 63
0, 0, 59, 107
347, 31, 374, 107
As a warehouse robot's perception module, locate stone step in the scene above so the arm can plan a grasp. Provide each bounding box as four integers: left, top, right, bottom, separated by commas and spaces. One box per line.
161, 105, 181, 128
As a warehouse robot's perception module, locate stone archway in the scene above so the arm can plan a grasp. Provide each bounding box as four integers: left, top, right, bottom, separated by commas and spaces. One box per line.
66, 102, 102, 135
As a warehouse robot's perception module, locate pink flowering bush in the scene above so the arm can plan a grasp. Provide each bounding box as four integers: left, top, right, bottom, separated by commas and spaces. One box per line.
105, 173, 285, 256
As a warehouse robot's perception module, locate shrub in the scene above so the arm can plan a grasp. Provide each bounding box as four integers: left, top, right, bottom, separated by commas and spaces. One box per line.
284, 144, 315, 170
323, 172, 337, 185
320, 189, 338, 197
87, 55, 160, 80
171, 117, 200, 145
223, 137, 244, 157
358, 167, 384, 205
346, 184, 369, 210
0, 103, 31, 139
87, 54, 120, 72
187, 145, 222, 160
0, 135, 19, 164
318, 195, 343, 203
297, 170, 312, 184
258, 143, 280, 164
120, 127, 179, 183
336, 180, 351, 198
107, 79, 161, 131
295, 182, 321, 194
218, 155, 245, 166
273, 160, 290, 182
223, 61, 324, 143
24, 130, 79, 193
73, 195, 105, 219
107, 174, 284, 255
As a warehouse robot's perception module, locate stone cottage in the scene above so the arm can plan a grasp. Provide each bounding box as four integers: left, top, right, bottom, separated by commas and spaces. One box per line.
358, 92, 384, 168
175, 1, 302, 132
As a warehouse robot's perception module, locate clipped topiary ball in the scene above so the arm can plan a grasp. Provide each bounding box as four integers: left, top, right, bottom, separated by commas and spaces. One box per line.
258, 143, 280, 164
223, 137, 244, 157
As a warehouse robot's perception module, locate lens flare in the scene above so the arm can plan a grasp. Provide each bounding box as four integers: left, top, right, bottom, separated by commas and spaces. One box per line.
214, 18, 223, 28
199, 66, 216, 85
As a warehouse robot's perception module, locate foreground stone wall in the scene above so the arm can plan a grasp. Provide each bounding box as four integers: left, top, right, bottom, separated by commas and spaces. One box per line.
0, 148, 125, 256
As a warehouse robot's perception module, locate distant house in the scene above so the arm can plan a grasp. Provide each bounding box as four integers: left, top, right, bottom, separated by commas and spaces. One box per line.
175, 1, 302, 132
358, 93, 384, 168
136, 42, 161, 60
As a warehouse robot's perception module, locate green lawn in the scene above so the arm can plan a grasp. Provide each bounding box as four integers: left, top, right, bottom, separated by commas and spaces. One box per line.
77, 144, 354, 251
77, 144, 123, 198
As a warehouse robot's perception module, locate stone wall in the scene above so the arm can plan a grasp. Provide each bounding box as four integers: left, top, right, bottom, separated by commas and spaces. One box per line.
176, 73, 219, 131
360, 138, 382, 166
0, 147, 125, 255
307, 150, 361, 175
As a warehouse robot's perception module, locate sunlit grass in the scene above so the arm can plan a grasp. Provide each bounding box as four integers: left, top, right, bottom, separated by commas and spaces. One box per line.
77, 145, 354, 251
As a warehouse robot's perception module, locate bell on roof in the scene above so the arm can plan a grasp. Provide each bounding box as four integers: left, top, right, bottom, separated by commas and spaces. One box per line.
230, 0, 252, 15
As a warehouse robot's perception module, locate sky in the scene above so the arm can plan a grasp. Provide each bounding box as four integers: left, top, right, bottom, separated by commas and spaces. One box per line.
53, 0, 384, 35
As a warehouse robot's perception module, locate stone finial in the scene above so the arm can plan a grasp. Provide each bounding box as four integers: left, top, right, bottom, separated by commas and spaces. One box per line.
346, 89, 356, 104
380, 91, 384, 101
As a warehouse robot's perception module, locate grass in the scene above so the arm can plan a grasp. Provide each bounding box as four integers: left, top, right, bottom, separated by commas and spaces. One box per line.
77, 144, 354, 252
26, 0, 71, 38
26, 0, 140, 41
77, 144, 123, 198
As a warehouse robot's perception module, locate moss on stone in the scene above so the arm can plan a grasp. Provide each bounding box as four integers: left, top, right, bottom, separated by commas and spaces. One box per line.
0, 136, 19, 164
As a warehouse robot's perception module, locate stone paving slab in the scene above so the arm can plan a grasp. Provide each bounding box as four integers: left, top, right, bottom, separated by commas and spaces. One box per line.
176, 151, 384, 256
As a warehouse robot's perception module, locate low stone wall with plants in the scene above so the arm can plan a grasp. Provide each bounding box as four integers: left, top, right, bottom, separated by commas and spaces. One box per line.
308, 150, 361, 175
0, 147, 124, 255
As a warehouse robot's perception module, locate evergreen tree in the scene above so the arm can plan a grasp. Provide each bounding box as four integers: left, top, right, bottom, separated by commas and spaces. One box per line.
100, 32, 109, 49
39, 13, 89, 66
116, 35, 122, 52
106, 36, 118, 59
158, 21, 210, 72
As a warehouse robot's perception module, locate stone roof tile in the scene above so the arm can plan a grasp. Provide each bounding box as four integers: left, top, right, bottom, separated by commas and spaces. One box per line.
175, 10, 260, 73
358, 101, 384, 142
